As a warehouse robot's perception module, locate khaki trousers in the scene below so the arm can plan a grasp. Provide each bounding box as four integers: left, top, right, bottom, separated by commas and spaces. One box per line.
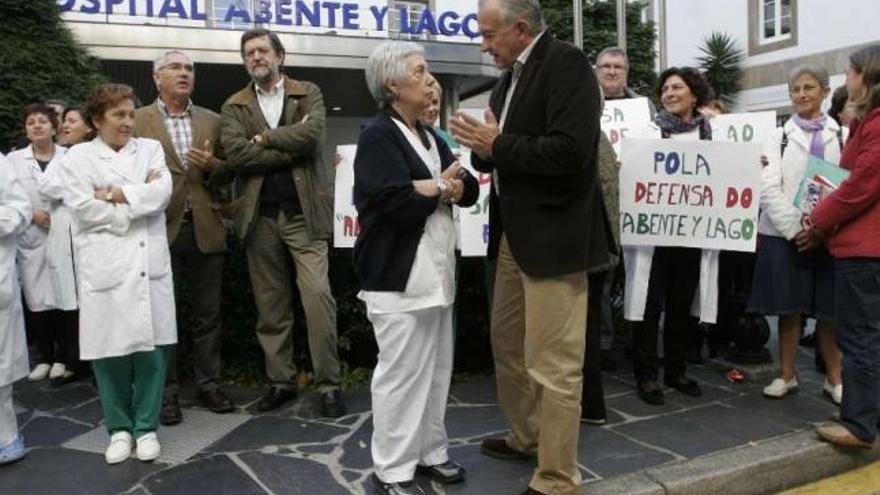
492, 235, 587, 495
246, 211, 341, 389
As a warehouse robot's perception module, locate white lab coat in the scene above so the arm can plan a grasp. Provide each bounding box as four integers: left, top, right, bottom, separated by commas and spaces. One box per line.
621, 127, 720, 324
37, 150, 78, 310
0, 153, 33, 387
59, 138, 177, 360
7, 144, 67, 311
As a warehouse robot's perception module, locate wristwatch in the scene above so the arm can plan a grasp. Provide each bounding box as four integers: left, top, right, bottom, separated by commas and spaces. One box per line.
105, 191, 114, 202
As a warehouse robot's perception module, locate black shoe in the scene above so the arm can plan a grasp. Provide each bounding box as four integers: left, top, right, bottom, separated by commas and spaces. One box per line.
255, 386, 297, 412
479, 437, 531, 460
637, 380, 665, 405
600, 350, 617, 372
50, 370, 79, 388
320, 389, 346, 418
665, 375, 703, 397
416, 460, 465, 484
198, 388, 234, 414
160, 395, 183, 426
371, 473, 425, 495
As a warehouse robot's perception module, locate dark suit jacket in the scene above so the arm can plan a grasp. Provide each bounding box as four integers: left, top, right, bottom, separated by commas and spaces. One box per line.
353, 111, 479, 291
472, 32, 608, 277
134, 102, 228, 253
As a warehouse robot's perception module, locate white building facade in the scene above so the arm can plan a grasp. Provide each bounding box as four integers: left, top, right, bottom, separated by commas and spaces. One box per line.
655, 0, 880, 116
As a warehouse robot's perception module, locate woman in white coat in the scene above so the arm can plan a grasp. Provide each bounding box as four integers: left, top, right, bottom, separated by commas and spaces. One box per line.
7, 104, 78, 383
60, 84, 176, 465
748, 65, 844, 403
624, 67, 718, 406
0, 152, 33, 465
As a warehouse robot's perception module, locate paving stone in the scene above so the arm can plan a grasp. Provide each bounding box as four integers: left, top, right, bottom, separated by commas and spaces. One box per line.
12, 381, 97, 413
61, 397, 104, 427
446, 405, 509, 440
66, 409, 252, 464
297, 443, 337, 454
339, 419, 373, 470
578, 426, 676, 477
144, 455, 264, 495
2, 447, 162, 495
603, 375, 637, 396
21, 416, 92, 447
238, 451, 352, 494
342, 469, 362, 482
612, 403, 798, 458
722, 391, 837, 426
439, 444, 536, 494
205, 415, 348, 453
605, 390, 690, 419
449, 376, 498, 405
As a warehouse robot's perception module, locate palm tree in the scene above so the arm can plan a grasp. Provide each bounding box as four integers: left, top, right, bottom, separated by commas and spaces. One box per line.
696, 32, 744, 107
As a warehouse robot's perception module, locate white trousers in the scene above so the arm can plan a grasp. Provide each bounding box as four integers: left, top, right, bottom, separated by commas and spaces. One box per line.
369, 305, 454, 483
0, 384, 16, 446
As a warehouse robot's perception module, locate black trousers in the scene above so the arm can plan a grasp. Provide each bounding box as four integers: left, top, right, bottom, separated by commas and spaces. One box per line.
582, 270, 607, 419
633, 247, 701, 382
26, 306, 79, 367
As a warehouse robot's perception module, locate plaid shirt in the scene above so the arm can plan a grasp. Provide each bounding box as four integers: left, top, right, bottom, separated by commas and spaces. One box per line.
158, 98, 194, 212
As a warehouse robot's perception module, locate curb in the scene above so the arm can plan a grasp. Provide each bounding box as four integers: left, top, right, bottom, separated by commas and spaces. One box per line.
582, 430, 880, 495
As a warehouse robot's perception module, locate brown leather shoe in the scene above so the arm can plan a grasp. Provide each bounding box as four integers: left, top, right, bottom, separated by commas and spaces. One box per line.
198, 388, 234, 414
519, 488, 548, 495
480, 437, 531, 460
816, 423, 873, 449
160, 395, 182, 426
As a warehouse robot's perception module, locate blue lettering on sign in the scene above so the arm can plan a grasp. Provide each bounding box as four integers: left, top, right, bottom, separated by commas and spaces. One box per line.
55, 1, 479, 39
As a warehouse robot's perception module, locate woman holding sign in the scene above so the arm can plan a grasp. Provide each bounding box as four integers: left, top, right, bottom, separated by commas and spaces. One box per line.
627, 67, 716, 406
353, 41, 478, 494
749, 65, 845, 404
809, 45, 880, 449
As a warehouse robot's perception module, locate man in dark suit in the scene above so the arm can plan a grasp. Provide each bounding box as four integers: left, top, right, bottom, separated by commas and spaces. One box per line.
449, 0, 604, 494
134, 50, 235, 425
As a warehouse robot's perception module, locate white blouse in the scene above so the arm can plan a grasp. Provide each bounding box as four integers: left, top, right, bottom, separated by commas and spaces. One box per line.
358, 119, 457, 314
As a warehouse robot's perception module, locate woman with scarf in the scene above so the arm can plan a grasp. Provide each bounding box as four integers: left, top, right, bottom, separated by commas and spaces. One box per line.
624, 67, 716, 406
748, 65, 845, 403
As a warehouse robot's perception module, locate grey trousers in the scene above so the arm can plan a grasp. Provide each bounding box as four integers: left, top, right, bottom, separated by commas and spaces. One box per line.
246, 212, 341, 390
165, 221, 225, 396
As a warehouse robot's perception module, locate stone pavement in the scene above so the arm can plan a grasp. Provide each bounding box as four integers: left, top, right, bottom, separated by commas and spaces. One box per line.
4, 341, 853, 495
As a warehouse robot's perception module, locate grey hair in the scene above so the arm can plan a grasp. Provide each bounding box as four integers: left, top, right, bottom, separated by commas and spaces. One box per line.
596, 46, 629, 69
478, 0, 546, 36
153, 50, 194, 73
365, 41, 425, 108
788, 64, 830, 89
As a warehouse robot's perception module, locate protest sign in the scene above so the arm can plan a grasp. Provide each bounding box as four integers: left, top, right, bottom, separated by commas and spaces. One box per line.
710, 111, 777, 144
619, 138, 762, 252
333, 144, 359, 248
601, 97, 653, 154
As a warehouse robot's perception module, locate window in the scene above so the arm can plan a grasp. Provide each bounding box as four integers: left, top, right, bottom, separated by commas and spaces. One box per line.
748, 0, 797, 55
388, 0, 431, 41
759, 0, 792, 44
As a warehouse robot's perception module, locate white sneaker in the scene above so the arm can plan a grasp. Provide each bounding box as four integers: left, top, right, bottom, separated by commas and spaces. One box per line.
48, 363, 66, 379
824, 379, 843, 405
136, 432, 161, 462
105, 431, 133, 464
28, 363, 51, 381
763, 377, 798, 398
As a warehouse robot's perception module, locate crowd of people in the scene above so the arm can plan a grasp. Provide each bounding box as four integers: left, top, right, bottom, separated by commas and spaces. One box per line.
1, 0, 879, 494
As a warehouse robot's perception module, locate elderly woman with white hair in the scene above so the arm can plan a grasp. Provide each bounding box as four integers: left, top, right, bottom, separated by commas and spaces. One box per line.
353, 41, 479, 495
749, 64, 845, 403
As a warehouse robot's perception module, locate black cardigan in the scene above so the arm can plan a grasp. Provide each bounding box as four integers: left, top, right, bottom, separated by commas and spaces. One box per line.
353, 112, 479, 291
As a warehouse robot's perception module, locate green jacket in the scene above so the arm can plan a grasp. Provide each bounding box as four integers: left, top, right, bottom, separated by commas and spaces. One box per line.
217, 76, 333, 241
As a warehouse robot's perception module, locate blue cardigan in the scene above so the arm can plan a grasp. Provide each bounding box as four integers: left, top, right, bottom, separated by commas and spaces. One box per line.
353, 112, 479, 291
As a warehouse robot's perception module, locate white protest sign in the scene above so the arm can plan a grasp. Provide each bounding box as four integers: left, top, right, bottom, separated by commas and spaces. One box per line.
601, 97, 653, 155
454, 107, 491, 257
333, 144, 359, 248
710, 111, 777, 144
619, 138, 762, 252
